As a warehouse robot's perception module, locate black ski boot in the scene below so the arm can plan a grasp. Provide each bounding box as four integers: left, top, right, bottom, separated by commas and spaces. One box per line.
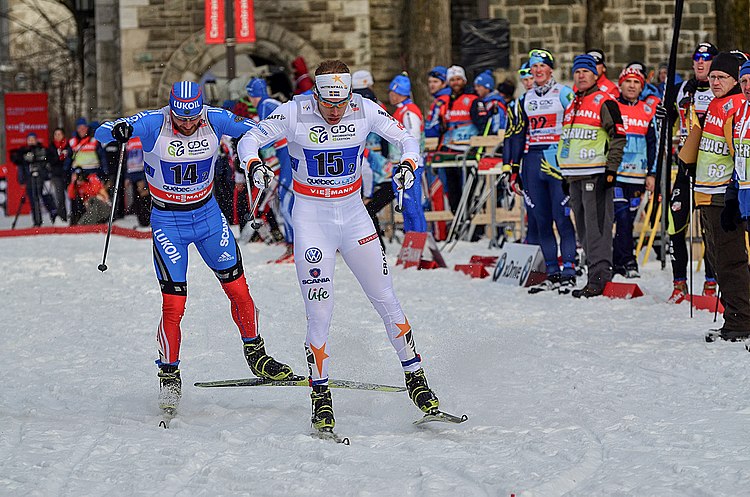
405, 368, 439, 414
243, 336, 294, 380
158, 364, 182, 411
310, 385, 335, 431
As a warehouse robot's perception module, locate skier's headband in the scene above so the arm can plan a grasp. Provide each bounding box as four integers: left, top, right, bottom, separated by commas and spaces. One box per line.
314, 73, 352, 101
529, 49, 554, 69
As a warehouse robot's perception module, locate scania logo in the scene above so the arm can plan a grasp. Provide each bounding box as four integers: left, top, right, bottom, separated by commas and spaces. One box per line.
167, 140, 185, 157
309, 268, 321, 278
305, 247, 323, 263
309, 125, 329, 144
302, 277, 331, 285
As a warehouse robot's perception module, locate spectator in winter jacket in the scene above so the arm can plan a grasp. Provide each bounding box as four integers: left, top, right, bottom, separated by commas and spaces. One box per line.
68, 167, 110, 225
47, 127, 71, 224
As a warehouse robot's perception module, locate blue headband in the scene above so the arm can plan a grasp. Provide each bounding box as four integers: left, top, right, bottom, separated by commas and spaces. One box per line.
572, 54, 598, 76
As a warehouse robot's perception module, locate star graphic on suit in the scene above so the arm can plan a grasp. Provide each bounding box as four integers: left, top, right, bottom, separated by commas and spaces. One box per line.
310, 342, 329, 377
395, 318, 411, 338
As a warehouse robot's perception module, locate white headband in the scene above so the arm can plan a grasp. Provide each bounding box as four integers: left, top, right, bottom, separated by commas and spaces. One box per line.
315, 73, 352, 100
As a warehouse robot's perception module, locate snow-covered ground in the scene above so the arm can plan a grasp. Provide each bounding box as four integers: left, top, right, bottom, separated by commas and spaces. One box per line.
2, 214, 749, 497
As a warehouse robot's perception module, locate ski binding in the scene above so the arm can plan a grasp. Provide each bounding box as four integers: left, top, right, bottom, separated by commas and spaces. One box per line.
159, 407, 176, 429
414, 410, 468, 426
312, 427, 350, 445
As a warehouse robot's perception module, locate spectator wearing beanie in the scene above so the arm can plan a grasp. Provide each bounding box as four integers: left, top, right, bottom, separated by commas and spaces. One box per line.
557, 54, 626, 298
473, 70, 507, 135
692, 52, 750, 341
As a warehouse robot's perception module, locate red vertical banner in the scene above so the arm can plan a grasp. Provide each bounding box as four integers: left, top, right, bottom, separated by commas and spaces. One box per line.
235, 0, 256, 44
205, 0, 226, 44
3, 92, 48, 216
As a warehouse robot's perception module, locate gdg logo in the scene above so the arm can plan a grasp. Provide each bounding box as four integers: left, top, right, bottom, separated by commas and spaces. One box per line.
331, 124, 356, 134
187, 139, 209, 149
309, 126, 329, 144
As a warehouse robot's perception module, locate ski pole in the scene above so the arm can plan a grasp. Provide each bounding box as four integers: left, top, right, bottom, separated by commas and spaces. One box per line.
635, 191, 654, 260
395, 187, 404, 213
98, 141, 127, 272
247, 181, 265, 230
688, 175, 694, 318
11, 194, 26, 230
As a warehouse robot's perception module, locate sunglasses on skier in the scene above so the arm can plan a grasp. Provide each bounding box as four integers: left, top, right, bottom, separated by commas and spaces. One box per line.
518, 68, 532, 78
172, 112, 202, 123
693, 52, 714, 62
313, 88, 352, 109
529, 49, 554, 62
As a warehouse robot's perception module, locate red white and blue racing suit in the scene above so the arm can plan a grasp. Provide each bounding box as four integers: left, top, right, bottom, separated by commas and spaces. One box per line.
95, 106, 264, 366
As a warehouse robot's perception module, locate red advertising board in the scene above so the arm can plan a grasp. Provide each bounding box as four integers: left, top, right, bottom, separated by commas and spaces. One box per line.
235, 0, 256, 44
205, 0, 226, 44
3, 92, 48, 216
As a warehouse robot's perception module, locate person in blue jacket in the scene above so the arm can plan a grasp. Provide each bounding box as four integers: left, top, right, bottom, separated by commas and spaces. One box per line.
94, 81, 295, 415
247, 78, 295, 260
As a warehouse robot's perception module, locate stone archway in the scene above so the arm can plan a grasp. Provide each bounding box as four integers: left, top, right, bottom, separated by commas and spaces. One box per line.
153, 21, 322, 108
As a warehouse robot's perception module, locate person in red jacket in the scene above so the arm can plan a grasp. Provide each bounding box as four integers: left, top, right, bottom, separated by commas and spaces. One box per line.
67, 167, 110, 225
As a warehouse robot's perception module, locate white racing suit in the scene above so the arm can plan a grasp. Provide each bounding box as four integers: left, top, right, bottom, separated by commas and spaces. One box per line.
238, 93, 422, 385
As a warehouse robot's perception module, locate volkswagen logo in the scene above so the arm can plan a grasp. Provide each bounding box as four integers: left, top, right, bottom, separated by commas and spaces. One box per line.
305, 247, 323, 264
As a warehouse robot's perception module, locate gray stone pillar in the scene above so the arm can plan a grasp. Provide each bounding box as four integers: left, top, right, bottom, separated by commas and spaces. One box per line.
95, 0, 121, 119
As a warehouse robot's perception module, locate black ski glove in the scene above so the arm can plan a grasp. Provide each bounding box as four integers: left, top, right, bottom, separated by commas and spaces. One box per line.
112, 121, 133, 143
721, 198, 742, 232
603, 171, 617, 189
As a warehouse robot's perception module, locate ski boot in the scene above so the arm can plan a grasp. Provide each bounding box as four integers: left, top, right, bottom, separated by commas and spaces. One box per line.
528, 273, 561, 294
243, 336, 294, 380
405, 368, 440, 414
703, 279, 717, 297
572, 284, 604, 298
557, 274, 577, 295
158, 364, 182, 411
310, 385, 335, 431
624, 263, 640, 279
668, 280, 688, 303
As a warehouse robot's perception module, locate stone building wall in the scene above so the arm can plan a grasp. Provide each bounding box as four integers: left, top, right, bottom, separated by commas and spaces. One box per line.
488, 0, 717, 83
118, 0, 371, 115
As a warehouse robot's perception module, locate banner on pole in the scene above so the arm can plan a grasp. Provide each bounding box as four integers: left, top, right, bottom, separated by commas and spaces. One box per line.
3, 92, 48, 216
234, 0, 256, 44
205, 0, 226, 44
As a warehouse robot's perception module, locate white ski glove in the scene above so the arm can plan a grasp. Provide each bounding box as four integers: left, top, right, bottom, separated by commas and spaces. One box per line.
245, 158, 274, 189
393, 162, 415, 190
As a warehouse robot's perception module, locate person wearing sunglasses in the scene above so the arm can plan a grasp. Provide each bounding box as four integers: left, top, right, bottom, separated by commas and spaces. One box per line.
557, 54, 627, 298
662, 42, 719, 303
691, 53, 750, 342
238, 60, 445, 436
504, 48, 579, 294
94, 81, 296, 418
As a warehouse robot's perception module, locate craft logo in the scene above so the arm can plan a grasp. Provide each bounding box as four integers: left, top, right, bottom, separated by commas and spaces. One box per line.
309, 125, 329, 144
305, 247, 323, 263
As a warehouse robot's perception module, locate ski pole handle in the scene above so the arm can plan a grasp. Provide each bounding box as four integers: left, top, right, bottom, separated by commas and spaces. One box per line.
247, 178, 265, 230
395, 187, 404, 213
